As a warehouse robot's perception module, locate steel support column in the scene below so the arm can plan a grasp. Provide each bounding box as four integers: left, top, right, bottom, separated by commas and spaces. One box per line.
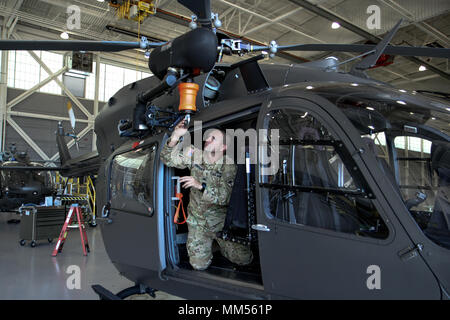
92, 54, 100, 151
8, 111, 93, 124
0, 26, 8, 151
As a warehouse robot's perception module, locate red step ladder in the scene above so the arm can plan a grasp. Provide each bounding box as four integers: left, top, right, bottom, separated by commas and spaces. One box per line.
52, 204, 90, 256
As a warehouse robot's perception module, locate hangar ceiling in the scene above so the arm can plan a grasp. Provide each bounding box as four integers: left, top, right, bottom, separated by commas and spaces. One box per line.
0, 0, 449, 92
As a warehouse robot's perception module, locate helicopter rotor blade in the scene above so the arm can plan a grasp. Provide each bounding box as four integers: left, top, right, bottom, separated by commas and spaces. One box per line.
253, 43, 449, 59
67, 101, 76, 131
0, 40, 165, 52
64, 101, 79, 152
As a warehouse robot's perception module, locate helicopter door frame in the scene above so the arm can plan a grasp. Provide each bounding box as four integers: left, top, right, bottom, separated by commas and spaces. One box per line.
160, 102, 273, 299
101, 134, 166, 281
254, 92, 441, 299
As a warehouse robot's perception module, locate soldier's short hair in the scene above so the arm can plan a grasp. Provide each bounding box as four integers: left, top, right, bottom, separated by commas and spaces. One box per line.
208, 128, 229, 146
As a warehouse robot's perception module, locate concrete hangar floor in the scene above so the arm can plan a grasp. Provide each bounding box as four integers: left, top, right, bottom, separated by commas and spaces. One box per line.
0, 212, 182, 300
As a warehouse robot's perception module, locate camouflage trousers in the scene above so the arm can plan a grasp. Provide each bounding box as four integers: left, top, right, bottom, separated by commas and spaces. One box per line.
186, 223, 253, 271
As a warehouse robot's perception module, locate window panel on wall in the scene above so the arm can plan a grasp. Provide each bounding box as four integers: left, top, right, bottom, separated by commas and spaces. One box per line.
39, 51, 63, 94
141, 72, 152, 79
85, 61, 97, 100
99, 63, 106, 102
371, 132, 386, 146
14, 51, 40, 90
104, 64, 124, 101
394, 136, 432, 154
7, 51, 15, 87
123, 68, 140, 86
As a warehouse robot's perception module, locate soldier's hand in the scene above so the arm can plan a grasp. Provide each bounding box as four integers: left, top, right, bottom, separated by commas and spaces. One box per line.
172, 120, 188, 139
168, 121, 188, 147
179, 176, 202, 190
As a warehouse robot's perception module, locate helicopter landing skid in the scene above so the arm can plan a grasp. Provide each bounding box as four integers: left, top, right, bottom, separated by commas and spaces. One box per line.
91, 284, 157, 300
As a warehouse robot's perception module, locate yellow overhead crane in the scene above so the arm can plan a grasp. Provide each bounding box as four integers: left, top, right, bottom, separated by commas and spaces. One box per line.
108, 0, 158, 23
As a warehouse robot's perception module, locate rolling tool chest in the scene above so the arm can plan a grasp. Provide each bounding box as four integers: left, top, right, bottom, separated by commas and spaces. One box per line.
19, 206, 67, 247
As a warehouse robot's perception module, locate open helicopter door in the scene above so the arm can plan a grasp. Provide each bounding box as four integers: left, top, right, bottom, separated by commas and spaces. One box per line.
100, 134, 166, 282
255, 93, 441, 299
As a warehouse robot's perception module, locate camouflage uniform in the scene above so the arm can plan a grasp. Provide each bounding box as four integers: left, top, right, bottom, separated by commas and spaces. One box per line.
160, 138, 253, 270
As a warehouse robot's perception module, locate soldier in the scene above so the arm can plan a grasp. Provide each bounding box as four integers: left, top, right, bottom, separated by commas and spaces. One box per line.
160, 121, 253, 270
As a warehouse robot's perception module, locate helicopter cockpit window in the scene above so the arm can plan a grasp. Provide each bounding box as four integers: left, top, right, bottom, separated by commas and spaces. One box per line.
30, 163, 53, 187
109, 145, 156, 215
394, 136, 436, 213
260, 108, 389, 239
394, 136, 450, 249
321, 87, 450, 249
35, 171, 53, 188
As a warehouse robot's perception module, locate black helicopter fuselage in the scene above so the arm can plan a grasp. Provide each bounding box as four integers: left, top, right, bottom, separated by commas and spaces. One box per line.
94, 62, 450, 299
0, 161, 54, 211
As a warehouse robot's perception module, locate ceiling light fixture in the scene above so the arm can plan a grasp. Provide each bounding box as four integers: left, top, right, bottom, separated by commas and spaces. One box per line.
331, 22, 340, 29
60, 32, 69, 40
419, 65, 427, 72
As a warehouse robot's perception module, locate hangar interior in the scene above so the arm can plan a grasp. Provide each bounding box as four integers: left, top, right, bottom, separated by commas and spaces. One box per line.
0, 0, 448, 300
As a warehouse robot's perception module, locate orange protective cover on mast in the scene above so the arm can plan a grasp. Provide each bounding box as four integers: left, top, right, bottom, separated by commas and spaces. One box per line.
178, 82, 199, 113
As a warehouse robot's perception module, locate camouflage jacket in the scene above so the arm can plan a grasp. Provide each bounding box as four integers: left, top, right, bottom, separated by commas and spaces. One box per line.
160, 138, 237, 232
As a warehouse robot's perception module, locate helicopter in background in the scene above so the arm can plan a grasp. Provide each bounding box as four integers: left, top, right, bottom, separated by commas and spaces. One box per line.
0, 102, 99, 214
1, 0, 450, 299
0, 144, 56, 212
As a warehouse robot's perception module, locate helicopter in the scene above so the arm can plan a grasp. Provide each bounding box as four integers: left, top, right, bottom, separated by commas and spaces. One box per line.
0, 115, 91, 214
0, 101, 100, 215
0, 143, 56, 212
1, 0, 449, 300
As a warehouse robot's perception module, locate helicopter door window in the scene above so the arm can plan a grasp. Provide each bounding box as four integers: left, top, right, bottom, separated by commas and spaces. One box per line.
260, 108, 389, 239
393, 136, 436, 214
391, 136, 450, 249
109, 144, 156, 216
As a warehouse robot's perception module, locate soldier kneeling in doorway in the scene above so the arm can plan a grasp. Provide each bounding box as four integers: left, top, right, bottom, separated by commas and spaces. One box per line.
160, 121, 253, 270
